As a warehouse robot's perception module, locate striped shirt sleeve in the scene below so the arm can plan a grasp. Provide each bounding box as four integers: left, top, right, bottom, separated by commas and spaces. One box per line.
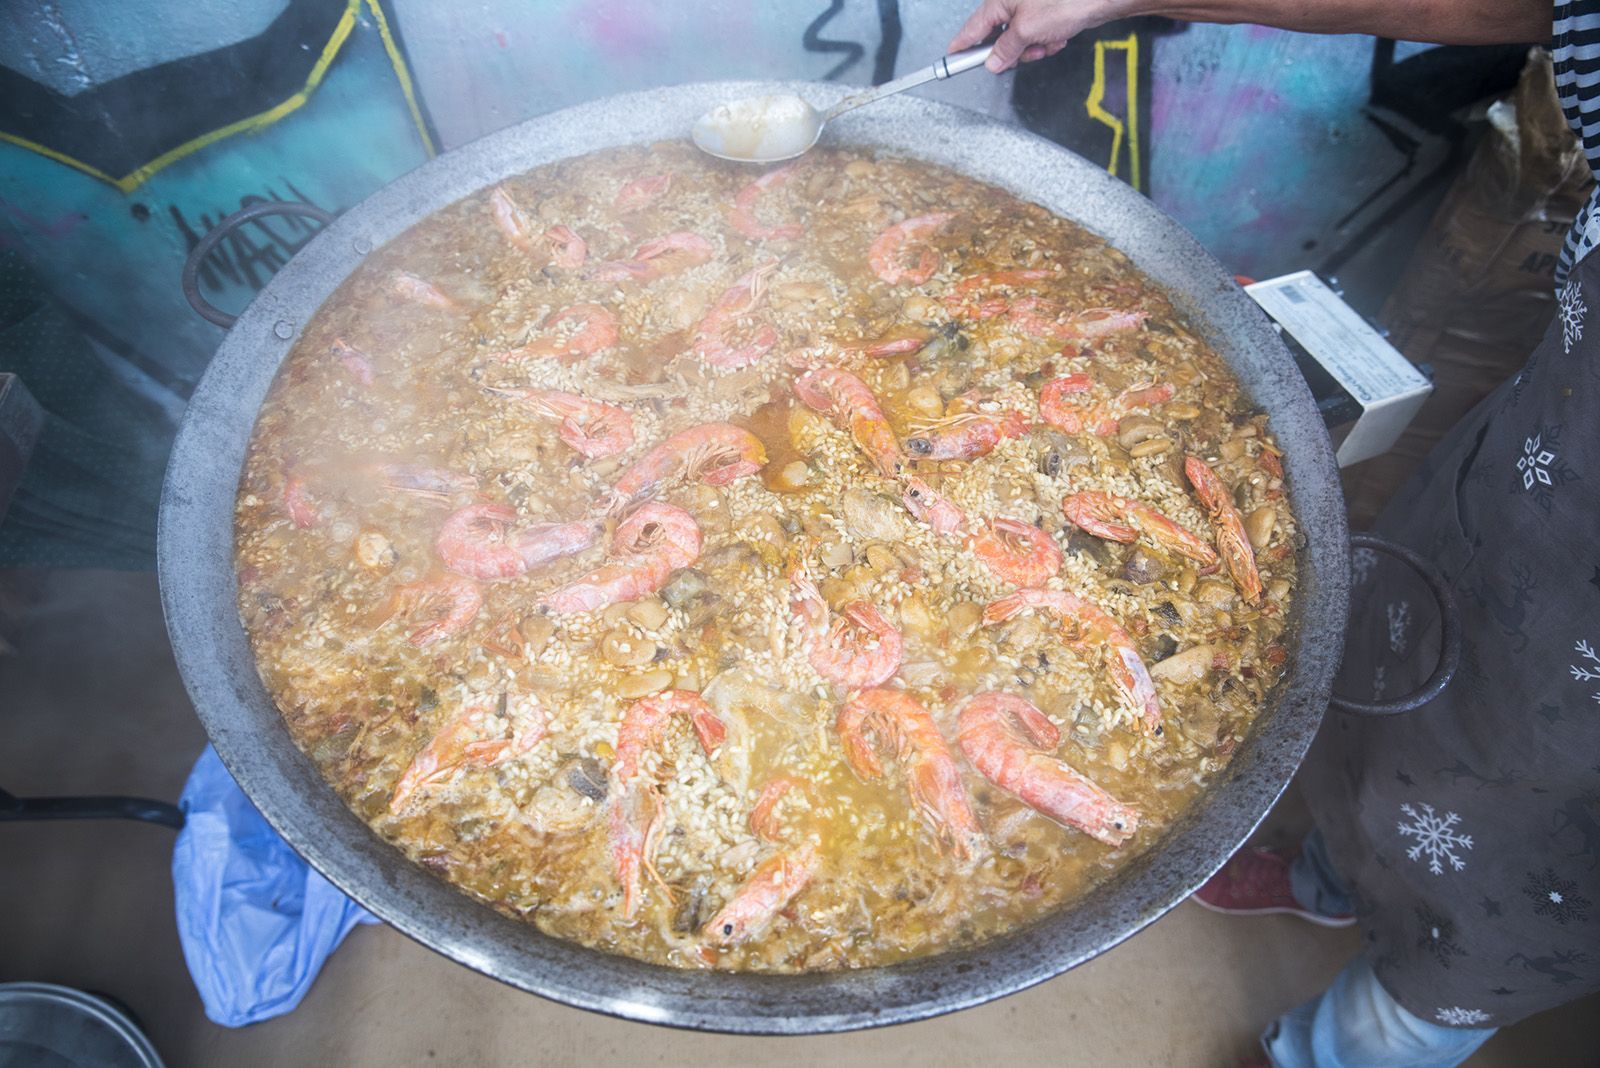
1553, 0, 1600, 285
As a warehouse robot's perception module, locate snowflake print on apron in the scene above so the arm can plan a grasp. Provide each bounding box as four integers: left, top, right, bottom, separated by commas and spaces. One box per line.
1522, 868, 1593, 924
1435, 1006, 1492, 1026
1398, 803, 1474, 874
1515, 425, 1579, 513
1572, 640, 1600, 704
1558, 278, 1586, 353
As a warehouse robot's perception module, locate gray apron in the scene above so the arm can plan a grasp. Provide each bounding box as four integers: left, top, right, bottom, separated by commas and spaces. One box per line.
1299, 250, 1600, 1029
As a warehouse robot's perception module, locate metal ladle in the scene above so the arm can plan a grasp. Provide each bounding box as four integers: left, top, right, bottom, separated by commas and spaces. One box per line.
692, 44, 995, 164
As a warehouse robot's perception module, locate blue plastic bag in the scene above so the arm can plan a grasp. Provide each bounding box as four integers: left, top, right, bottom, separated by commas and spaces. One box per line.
171, 746, 379, 1027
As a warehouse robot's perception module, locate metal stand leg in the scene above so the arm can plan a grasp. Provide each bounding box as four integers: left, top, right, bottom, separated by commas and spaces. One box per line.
0, 785, 184, 830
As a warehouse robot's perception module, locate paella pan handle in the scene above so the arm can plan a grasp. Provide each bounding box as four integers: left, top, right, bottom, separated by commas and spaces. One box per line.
181, 202, 337, 328
1329, 532, 1462, 717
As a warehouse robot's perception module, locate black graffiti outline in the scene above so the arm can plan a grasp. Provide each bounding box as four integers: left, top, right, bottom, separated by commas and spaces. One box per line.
171, 179, 330, 294
803, 1, 866, 81
802, 1, 902, 86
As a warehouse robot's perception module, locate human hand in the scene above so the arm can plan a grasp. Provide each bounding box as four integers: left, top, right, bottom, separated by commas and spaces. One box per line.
949, 0, 1130, 72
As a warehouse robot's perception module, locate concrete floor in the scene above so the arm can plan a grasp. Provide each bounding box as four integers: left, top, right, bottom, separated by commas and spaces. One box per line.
1, 569, 1595, 1067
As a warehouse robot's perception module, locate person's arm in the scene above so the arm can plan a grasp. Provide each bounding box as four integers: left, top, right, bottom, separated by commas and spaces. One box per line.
951, 0, 1552, 72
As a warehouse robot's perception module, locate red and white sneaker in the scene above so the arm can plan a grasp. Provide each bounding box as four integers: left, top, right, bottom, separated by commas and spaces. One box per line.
1191, 847, 1356, 928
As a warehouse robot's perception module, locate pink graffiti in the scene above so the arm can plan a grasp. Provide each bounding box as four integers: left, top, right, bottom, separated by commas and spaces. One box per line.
574, 0, 665, 60
1150, 78, 1287, 155
1, 200, 85, 241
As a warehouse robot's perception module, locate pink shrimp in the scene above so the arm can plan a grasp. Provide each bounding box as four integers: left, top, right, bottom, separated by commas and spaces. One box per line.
389, 694, 546, 814
692, 262, 780, 369
489, 186, 536, 250
903, 409, 1027, 460
374, 462, 478, 503
944, 268, 1060, 318
790, 573, 903, 689
1037, 373, 1093, 432
1062, 490, 1218, 566
1039, 374, 1174, 436
495, 303, 618, 363
540, 501, 701, 614
984, 589, 1162, 733
330, 338, 375, 385
837, 688, 986, 859
956, 692, 1139, 846
843, 325, 934, 358
1004, 299, 1147, 341
606, 423, 766, 512
702, 840, 820, 948
376, 572, 484, 647
485, 386, 634, 459
283, 473, 320, 528
748, 776, 808, 842
899, 474, 968, 537
868, 212, 953, 286
792, 366, 904, 479
1186, 456, 1264, 605
435, 503, 601, 581
969, 518, 1062, 587
591, 231, 715, 282
614, 173, 672, 214
544, 225, 587, 269
609, 689, 727, 918
727, 165, 803, 240
390, 271, 458, 311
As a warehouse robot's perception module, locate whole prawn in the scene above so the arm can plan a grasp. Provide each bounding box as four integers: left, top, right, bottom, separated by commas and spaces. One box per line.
1062, 490, 1217, 566
692, 262, 780, 369
605, 423, 766, 513
837, 688, 986, 859
899, 474, 967, 536
374, 572, 484, 647
792, 366, 904, 479
540, 502, 701, 614
984, 588, 1163, 733
485, 386, 635, 459
789, 571, 903, 689
1185, 456, 1264, 605
969, 517, 1062, 587
702, 841, 820, 949
390, 694, 546, 813
904, 408, 1027, 461
592, 231, 714, 283
956, 692, 1139, 846
1038, 374, 1174, 437
727, 165, 803, 240
868, 212, 953, 286
615, 173, 672, 214
435, 502, 601, 582
495, 303, 617, 363
609, 690, 728, 918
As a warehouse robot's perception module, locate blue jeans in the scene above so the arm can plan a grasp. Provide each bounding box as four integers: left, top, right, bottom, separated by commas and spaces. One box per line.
1261, 830, 1497, 1068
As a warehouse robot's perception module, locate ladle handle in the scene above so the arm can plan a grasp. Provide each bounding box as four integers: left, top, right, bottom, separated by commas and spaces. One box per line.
822, 45, 995, 123
1328, 533, 1463, 717
181, 201, 337, 328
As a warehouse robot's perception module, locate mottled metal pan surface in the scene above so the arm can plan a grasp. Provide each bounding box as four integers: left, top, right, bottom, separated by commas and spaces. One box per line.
158, 82, 1349, 1034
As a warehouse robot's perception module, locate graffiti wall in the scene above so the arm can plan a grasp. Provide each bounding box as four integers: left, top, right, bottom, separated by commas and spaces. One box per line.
0, 0, 1536, 564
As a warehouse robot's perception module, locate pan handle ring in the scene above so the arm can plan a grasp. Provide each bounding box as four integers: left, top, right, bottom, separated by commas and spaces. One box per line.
181, 202, 337, 328
1329, 532, 1462, 717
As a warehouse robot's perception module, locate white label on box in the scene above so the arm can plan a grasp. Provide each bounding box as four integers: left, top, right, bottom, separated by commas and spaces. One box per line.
1245, 271, 1432, 467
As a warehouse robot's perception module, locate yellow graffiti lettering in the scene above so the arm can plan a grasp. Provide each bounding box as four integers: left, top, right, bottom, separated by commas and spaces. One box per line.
0, 0, 434, 195
1084, 33, 1141, 192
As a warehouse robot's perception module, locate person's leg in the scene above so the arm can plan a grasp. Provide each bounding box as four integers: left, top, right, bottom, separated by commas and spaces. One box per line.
1192, 828, 1354, 926
1288, 826, 1354, 918
1261, 956, 1496, 1068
